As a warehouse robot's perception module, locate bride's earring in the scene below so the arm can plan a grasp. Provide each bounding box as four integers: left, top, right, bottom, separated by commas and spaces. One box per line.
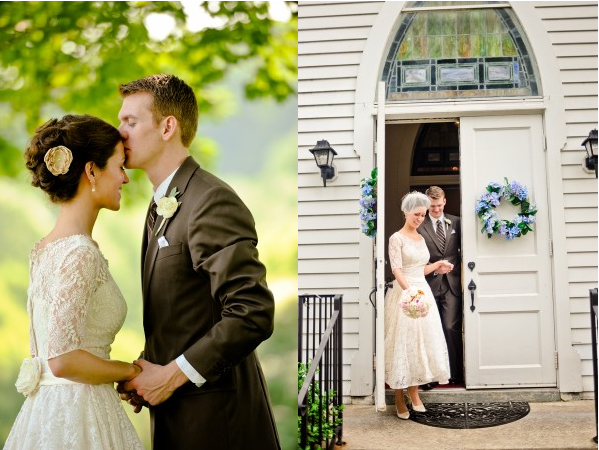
88, 163, 96, 193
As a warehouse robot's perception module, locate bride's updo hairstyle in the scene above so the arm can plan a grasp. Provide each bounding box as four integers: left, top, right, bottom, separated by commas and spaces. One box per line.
401, 191, 430, 213
25, 114, 121, 203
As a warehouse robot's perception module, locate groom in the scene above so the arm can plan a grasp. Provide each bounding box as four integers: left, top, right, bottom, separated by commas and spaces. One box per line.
418, 186, 463, 387
117, 74, 280, 449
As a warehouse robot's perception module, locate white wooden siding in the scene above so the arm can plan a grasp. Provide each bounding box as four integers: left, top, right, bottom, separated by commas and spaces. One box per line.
538, 0, 598, 396
298, 0, 598, 398
299, 1, 383, 399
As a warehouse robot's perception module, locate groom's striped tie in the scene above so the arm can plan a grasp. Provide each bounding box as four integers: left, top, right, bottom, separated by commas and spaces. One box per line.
147, 202, 157, 242
436, 219, 446, 254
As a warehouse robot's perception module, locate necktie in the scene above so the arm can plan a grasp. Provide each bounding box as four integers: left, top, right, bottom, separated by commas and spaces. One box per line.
436, 219, 446, 254
146, 202, 157, 242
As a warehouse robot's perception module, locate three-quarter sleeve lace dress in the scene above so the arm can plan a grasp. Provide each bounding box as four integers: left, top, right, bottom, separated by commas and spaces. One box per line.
384, 231, 450, 389
4, 235, 144, 450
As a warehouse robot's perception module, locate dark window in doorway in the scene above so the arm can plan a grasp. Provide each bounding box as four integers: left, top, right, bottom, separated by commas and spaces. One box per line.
411, 122, 460, 175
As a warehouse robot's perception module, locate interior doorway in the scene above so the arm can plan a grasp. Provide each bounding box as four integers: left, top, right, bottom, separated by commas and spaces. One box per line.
410, 121, 461, 215
383, 120, 464, 386
379, 115, 556, 393
384, 121, 461, 237
383, 120, 461, 266
374, 104, 557, 409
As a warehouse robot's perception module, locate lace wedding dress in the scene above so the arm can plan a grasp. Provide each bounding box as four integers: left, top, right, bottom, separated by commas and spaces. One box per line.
4, 235, 144, 450
384, 231, 450, 389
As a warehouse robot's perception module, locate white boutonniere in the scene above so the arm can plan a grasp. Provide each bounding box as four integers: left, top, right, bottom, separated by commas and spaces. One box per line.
155, 187, 181, 236
443, 217, 452, 226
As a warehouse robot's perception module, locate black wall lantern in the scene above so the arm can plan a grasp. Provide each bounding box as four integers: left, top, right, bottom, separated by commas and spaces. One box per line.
309, 139, 337, 187
582, 128, 598, 178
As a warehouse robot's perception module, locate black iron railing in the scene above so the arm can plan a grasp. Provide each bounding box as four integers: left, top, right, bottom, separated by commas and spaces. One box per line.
298, 294, 343, 450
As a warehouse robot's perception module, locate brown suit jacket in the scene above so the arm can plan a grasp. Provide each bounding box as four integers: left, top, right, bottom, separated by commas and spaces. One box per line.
142, 156, 280, 450
418, 213, 462, 296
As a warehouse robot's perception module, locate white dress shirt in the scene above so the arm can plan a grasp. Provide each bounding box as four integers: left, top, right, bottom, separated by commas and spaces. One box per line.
153, 168, 206, 388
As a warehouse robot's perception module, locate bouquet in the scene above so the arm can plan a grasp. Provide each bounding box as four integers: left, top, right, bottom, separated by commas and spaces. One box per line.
400, 287, 430, 319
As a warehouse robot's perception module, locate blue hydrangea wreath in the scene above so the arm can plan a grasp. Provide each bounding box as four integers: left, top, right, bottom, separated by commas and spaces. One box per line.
359, 167, 377, 238
475, 178, 537, 240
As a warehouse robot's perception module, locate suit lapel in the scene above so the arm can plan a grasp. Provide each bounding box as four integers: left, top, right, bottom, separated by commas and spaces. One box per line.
142, 233, 159, 298
141, 201, 151, 282
141, 156, 199, 299
444, 217, 454, 249
424, 216, 443, 254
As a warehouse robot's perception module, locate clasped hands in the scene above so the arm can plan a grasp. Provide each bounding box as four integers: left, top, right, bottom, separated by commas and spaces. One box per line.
117, 358, 187, 413
436, 259, 454, 274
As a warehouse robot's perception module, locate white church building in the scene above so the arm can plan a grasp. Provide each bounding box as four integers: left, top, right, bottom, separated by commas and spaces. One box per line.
298, 1, 598, 408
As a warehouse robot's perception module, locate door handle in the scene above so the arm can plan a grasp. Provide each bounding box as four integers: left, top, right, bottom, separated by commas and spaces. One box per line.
468, 280, 477, 312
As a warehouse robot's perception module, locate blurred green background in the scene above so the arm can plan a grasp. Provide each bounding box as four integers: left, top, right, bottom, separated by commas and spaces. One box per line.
0, 2, 298, 449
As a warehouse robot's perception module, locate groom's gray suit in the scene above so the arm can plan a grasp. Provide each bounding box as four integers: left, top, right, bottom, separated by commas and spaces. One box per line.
418, 213, 463, 383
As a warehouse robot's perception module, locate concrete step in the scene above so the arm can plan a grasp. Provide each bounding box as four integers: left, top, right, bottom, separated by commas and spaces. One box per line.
385, 387, 563, 404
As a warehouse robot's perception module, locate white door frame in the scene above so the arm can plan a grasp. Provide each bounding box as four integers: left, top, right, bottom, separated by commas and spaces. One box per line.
374, 82, 386, 411
353, 1, 581, 399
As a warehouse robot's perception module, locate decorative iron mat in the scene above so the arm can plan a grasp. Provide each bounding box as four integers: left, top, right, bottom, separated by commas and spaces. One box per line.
409, 401, 530, 429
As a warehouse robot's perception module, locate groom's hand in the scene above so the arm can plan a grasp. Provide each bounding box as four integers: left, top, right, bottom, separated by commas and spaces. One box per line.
123, 358, 189, 406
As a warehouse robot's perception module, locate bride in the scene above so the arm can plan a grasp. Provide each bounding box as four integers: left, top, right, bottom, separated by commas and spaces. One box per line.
384, 191, 451, 420
4, 114, 144, 449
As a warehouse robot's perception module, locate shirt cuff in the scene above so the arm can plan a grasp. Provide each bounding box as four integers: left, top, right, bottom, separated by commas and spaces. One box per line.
175, 355, 206, 388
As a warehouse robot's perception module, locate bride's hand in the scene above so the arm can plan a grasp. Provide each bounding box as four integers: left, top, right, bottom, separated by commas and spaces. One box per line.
129, 362, 142, 380
117, 369, 147, 414
436, 260, 454, 273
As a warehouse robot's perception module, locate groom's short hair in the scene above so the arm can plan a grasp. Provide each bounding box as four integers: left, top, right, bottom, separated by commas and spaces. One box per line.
425, 186, 445, 200
119, 74, 198, 148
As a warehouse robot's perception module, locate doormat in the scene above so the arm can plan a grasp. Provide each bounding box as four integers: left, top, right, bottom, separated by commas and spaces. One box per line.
409, 402, 530, 429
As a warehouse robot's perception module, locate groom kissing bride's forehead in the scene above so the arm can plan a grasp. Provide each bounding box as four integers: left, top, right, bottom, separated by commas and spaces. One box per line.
117, 74, 281, 450
5, 74, 280, 450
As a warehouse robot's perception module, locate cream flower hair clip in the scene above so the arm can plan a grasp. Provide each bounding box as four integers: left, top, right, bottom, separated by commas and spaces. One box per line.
44, 145, 73, 176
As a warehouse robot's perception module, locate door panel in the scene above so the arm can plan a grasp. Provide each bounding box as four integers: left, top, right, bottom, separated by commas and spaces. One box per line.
460, 115, 556, 388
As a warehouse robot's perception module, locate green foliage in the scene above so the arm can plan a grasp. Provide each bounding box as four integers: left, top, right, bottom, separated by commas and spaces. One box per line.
227, 129, 298, 279
298, 362, 344, 450
0, 1, 298, 202
0, 1, 297, 129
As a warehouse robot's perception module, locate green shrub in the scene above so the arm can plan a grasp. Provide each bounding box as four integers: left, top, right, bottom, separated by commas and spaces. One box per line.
297, 362, 343, 450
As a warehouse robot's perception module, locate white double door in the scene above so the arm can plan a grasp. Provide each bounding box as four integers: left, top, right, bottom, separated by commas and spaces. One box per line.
375, 113, 556, 408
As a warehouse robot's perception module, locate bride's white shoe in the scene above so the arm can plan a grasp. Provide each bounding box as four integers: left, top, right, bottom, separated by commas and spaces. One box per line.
396, 407, 410, 420
406, 394, 426, 413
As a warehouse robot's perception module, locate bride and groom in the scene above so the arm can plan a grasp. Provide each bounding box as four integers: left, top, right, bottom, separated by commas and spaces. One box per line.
4, 75, 280, 450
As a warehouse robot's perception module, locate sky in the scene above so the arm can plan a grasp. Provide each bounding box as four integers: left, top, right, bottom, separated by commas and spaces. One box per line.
145, 1, 293, 40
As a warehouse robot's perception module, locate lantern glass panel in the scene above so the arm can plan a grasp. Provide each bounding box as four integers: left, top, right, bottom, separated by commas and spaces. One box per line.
313, 149, 331, 166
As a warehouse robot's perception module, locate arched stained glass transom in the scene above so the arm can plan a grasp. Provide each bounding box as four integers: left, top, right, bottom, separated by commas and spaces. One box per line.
382, 2, 540, 100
